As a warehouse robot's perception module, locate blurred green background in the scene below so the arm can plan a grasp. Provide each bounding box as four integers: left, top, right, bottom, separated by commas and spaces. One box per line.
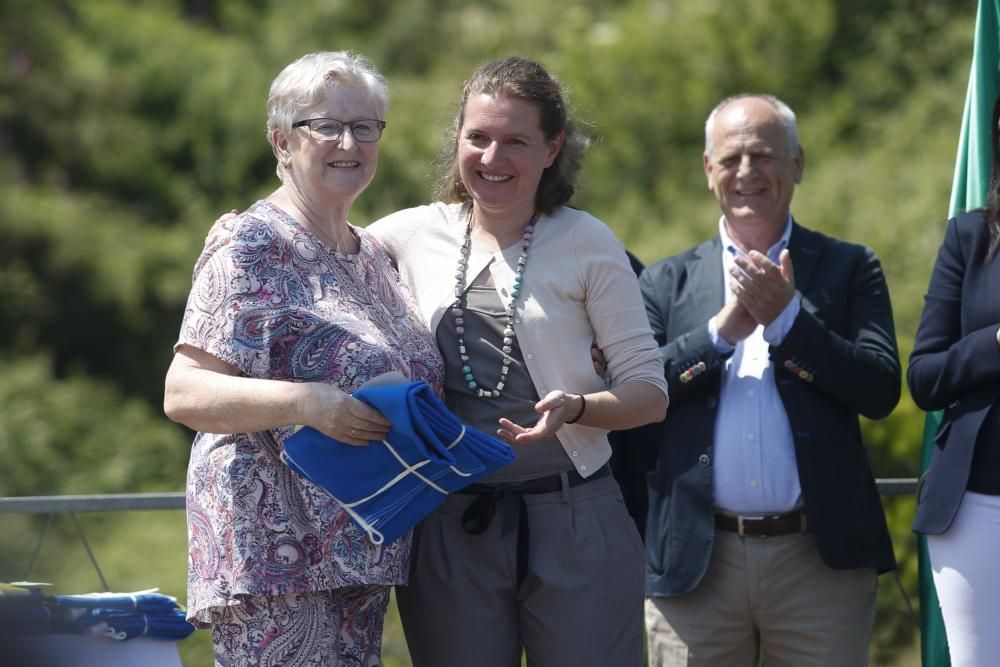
0, 0, 978, 664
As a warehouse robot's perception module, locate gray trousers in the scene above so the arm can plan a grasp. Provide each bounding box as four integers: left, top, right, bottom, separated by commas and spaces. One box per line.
396, 475, 645, 667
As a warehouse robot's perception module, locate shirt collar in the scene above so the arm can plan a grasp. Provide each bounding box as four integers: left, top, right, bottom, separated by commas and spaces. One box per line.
718, 214, 793, 262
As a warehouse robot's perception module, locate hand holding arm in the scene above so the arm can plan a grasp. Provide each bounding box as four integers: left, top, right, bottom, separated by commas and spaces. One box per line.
216, 209, 238, 225
591, 339, 608, 377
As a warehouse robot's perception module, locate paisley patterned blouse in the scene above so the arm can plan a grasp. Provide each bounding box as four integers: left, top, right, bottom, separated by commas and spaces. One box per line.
176, 200, 444, 625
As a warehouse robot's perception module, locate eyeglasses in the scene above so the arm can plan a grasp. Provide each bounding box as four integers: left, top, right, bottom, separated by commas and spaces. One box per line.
291, 118, 386, 143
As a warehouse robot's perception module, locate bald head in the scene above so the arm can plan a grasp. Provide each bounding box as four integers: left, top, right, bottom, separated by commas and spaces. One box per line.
705, 94, 799, 157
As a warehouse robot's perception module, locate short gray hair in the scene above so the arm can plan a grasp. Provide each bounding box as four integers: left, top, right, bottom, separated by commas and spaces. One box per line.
704, 94, 799, 156
266, 51, 389, 181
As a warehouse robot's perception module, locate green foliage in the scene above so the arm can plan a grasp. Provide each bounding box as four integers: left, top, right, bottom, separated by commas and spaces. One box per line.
0, 356, 189, 498
0, 1, 982, 664
557, 0, 839, 234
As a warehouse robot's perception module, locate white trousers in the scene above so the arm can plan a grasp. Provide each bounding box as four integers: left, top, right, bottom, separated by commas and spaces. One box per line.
928, 491, 1000, 667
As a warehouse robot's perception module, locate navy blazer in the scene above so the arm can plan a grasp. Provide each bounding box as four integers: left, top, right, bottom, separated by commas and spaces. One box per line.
909, 210, 1000, 535
639, 221, 899, 597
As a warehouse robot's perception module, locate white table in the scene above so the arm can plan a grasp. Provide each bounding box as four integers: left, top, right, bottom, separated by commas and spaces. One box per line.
3, 634, 183, 666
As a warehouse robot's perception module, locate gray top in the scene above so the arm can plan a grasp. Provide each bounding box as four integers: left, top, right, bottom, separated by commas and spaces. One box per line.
436, 267, 572, 482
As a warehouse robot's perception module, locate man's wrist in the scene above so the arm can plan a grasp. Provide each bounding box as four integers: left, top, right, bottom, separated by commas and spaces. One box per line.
763, 295, 801, 345
709, 317, 737, 353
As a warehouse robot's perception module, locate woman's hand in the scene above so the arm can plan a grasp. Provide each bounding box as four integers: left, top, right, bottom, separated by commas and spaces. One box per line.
496, 390, 584, 445
215, 209, 239, 228
591, 339, 607, 377
301, 383, 391, 447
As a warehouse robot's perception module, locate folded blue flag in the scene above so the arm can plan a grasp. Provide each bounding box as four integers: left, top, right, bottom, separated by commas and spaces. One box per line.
50, 591, 181, 614
0, 586, 196, 641
282, 380, 514, 546
52, 607, 195, 641
48, 590, 195, 641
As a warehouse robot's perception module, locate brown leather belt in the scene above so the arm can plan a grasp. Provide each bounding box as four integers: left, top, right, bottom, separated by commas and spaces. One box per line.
714, 510, 808, 537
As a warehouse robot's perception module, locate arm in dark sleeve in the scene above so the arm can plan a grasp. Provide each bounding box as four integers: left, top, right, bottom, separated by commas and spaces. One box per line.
639, 263, 729, 404
908, 217, 1000, 410
771, 246, 901, 419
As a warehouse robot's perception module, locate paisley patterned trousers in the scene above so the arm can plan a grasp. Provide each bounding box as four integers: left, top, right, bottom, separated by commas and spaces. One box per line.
209, 585, 390, 667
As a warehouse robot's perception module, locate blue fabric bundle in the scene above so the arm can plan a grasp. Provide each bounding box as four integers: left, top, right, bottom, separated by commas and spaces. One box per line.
48, 590, 195, 641
282, 380, 515, 546
51, 590, 181, 613
0, 585, 195, 641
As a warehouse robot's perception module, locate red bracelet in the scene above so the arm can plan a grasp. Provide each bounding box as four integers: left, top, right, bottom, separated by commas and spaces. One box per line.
565, 393, 586, 424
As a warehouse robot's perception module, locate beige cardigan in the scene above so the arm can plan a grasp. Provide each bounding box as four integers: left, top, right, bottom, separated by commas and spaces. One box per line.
368, 202, 668, 478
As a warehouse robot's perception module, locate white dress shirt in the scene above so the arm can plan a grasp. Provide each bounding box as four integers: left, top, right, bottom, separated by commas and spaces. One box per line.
708, 215, 803, 514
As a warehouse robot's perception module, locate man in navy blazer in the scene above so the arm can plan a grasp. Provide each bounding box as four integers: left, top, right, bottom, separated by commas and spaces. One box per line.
640, 94, 900, 666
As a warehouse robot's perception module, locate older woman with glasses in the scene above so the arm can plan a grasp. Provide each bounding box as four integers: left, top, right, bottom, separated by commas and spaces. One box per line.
163, 51, 443, 666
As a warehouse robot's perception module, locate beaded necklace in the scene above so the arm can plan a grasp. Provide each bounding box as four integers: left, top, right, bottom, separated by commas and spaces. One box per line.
451, 213, 536, 399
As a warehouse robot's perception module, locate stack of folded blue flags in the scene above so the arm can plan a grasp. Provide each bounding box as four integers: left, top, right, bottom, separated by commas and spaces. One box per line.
283, 379, 515, 546
0, 583, 195, 641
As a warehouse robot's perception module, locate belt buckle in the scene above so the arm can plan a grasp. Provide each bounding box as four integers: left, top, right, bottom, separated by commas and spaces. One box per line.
736, 514, 764, 538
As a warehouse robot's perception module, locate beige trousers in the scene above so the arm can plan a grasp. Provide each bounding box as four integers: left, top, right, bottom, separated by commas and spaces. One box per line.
645, 530, 877, 667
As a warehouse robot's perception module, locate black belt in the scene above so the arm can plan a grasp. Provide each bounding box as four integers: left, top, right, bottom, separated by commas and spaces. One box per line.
458, 465, 611, 588
714, 510, 808, 537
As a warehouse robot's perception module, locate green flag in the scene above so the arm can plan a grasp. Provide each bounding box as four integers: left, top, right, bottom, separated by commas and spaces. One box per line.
948, 1, 1000, 216
921, 2, 1000, 665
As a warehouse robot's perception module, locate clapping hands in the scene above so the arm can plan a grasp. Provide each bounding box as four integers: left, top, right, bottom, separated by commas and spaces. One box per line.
718, 249, 795, 344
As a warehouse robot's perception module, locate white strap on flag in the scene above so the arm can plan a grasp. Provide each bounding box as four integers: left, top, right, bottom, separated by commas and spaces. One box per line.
330, 436, 453, 546
281, 427, 484, 545
279, 450, 389, 544
378, 439, 450, 493
334, 499, 386, 545
446, 426, 474, 477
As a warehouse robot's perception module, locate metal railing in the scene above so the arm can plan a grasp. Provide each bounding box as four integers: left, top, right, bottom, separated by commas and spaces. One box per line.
0, 492, 185, 589
0, 479, 918, 516
0, 492, 186, 514
0, 480, 919, 599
